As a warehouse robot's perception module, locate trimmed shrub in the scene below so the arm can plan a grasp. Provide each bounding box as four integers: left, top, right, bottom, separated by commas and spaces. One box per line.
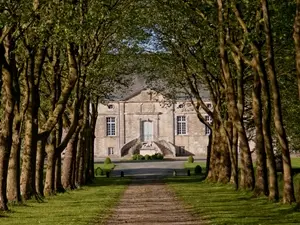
132, 154, 138, 160
151, 153, 164, 160
194, 165, 202, 175
157, 153, 164, 160
151, 153, 157, 160
104, 157, 112, 164
137, 154, 144, 160
95, 167, 103, 176
188, 156, 194, 163
145, 154, 151, 160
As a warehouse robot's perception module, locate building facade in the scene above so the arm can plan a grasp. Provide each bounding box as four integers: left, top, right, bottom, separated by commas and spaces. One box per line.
94, 89, 211, 158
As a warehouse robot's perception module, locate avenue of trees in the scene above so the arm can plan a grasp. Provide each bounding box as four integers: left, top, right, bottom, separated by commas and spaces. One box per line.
1, 0, 300, 212
0, 0, 144, 211
140, 0, 300, 204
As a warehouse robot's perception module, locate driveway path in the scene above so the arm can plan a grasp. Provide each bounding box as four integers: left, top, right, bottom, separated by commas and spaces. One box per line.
104, 160, 204, 225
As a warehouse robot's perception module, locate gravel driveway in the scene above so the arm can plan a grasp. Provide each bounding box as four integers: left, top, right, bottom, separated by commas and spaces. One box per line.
103, 160, 204, 225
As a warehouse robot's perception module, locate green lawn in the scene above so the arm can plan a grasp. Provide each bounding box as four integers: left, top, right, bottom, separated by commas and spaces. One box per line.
0, 177, 129, 225
167, 176, 300, 225
178, 157, 300, 224
184, 157, 300, 173
291, 157, 300, 168
184, 161, 206, 175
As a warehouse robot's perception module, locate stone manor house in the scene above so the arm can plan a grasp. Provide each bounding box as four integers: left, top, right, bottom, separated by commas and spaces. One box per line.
94, 88, 212, 158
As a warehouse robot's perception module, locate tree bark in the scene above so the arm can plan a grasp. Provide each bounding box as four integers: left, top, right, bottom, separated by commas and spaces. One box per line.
62, 128, 80, 189
261, 0, 295, 203
253, 52, 279, 201
252, 69, 268, 196
217, 0, 254, 190
44, 133, 56, 196
0, 37, 15, 210
20, 47, 45, 200
35, 140, 46, 196
55, 120, 64, 193
6, 31, 21, 204
7, 109, 21, 203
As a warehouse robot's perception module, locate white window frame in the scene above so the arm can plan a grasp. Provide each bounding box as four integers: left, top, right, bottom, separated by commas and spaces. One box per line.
205, 115, 212, 136
108, 147, 114, 155
106, 117, 116, 136
176, 116, 187, 135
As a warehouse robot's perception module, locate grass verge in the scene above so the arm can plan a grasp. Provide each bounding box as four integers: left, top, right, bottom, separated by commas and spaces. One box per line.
166, 176, 300, 225
0, 177, 129, 225
184, 161, 206, 175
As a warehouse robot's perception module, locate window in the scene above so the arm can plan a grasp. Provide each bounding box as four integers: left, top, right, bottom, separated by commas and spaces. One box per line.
108, 147, 114, 155
107, 104, 114, 109
177, 116, 187, 135
205, 115, 212, 135
106, 117, 116, 136
206, 103, 212, 109
178, 146, 185, 156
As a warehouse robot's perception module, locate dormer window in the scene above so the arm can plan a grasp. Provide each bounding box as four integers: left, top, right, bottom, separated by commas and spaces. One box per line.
206, 103, 212, 109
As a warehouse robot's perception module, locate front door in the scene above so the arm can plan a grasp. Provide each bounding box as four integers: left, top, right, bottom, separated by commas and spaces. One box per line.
142, 121, 153, 142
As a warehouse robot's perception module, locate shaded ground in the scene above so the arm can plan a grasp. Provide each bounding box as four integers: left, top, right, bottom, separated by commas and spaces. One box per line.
105, 177, 203, 225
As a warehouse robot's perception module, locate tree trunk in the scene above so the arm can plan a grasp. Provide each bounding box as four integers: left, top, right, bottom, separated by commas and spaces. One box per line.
0, 39, 15, 210
7, 55, 22, 203
44, 136, 56, 196
261, 0, 295, 203
20, 47, 44, 200
217, 0, 254, 190
7, 110, 21, 203
229, 125, 238, 189
218, 123, 231, 183
35, 140, 46, 196
62, 129, 80, 189
252, 69, 268, 196
55, 120, 64, 193
76, 129, 85, 186
206, 132, 212, 178
253, 53, 279, 201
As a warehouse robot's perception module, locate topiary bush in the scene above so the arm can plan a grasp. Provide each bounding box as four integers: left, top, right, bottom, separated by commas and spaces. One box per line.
145, 154, 151, 160
95, 167, 103, 176
188, 156, 194, 163
104, 157, 112, 164
194, 165, 202, 175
